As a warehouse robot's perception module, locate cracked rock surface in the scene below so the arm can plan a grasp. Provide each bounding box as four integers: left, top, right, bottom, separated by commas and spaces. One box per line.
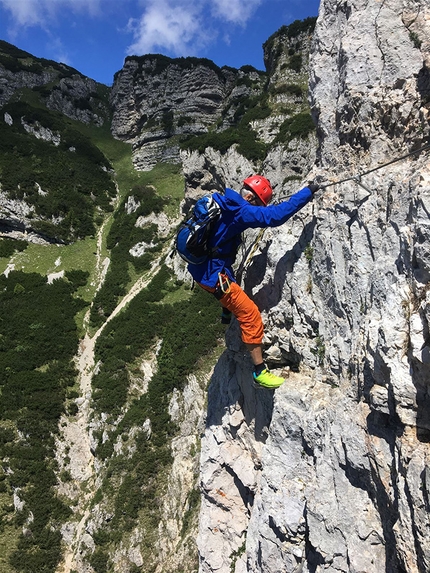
197, 1, 430, 572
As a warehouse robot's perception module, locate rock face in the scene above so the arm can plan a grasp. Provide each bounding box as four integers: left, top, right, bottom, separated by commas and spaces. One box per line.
110, 55, 266, 170
0, 43, 108, 125
0, 63, 56, 107
196, 1, 430, 572
45, 75, 109, 126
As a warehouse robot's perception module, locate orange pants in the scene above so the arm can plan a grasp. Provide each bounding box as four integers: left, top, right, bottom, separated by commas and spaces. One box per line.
200, 281, 264, 345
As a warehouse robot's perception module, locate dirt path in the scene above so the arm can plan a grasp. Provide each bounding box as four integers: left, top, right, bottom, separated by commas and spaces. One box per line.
58, 333, 96, 573
58, 224, 169, 573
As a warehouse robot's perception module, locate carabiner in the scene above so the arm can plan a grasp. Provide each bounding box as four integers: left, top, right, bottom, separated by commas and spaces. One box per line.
218, 272, 231, 294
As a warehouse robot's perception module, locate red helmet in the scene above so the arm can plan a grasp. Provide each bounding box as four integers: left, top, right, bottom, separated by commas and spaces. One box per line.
243, 175, 273, 205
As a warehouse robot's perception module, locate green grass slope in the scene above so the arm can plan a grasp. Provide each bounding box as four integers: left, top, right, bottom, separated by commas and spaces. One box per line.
0, 39, 223, 573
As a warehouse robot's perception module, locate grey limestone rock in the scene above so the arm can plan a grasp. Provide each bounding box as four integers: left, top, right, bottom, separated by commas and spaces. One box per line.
196, 1, 430, 572
45, 75, 107, 125
110, 55, 267, 171
0, 66, 56, 107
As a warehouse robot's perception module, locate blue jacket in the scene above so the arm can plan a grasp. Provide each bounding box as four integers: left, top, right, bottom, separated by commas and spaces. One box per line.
188, 186, 313, 287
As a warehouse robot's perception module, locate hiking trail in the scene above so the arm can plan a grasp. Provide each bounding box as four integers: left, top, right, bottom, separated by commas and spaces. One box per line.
57, 218, 169, 573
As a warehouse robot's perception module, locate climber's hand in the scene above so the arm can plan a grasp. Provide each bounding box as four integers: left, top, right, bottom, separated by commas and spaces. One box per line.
308, 182, 320, 194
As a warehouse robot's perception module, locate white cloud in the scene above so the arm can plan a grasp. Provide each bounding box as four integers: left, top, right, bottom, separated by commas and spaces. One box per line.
48, 36, 72, 66
0, 0, 43, 27
211, 0, 263, 24
0, 0, 267, 60
0, 0, 102, 28
126, 0, 209, 57
126, 0, 264, 57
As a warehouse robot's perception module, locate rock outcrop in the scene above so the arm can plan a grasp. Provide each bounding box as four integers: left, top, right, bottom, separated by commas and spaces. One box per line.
44, 75, 109, 126
196, 1, 430, 572
110, 55, 267, 170
0, 40, 109, 125
0, 51, 56, 107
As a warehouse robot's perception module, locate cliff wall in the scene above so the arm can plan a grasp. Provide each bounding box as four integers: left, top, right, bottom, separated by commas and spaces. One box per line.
196, 1, 430, 572
110, 55, 264, 170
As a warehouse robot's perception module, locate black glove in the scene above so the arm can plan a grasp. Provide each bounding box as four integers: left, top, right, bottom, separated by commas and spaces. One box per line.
308, 183, 320, 194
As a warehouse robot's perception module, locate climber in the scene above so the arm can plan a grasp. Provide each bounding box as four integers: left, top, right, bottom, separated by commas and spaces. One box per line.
188, 175, 319, 388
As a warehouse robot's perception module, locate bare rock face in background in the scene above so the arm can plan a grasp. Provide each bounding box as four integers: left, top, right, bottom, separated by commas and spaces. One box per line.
196, 1, 430, 572
110, 56, 264, 171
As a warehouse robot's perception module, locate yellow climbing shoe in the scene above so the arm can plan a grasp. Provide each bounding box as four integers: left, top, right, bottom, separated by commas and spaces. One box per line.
253, 368, 285, 389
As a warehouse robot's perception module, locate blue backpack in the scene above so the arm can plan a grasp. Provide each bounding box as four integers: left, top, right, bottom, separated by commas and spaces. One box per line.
175, 195, 222, 264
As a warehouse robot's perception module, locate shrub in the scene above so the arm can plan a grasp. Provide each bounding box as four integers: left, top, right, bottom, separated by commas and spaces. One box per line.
65, 269, 89, 288
410, 31, 422, 49
0, 39, 33, 59
177, 115, 193, 127
90, 186, 166, 326
0, 102, 116, 242
89, 549, 109, 573
288, 54, 303, 73
0, 270, 83, 573
0, 238, 28, 258
127, 53, 223, 79
180, 90, 270, 163
242, 105, 271, 123
239, 65, 260, 73
275, 112, 315, 143
74, 97, 93, 111
181, 124, 266, 163
0, 54, 22, 72
161, 110, 174, 134
263, 17, 317, 55
286, 17, 317, 38
270, 84, 303, 98
89, 268, 223, 564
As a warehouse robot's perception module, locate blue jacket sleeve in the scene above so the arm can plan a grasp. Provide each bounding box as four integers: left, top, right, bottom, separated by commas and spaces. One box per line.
235, 187, 313, 230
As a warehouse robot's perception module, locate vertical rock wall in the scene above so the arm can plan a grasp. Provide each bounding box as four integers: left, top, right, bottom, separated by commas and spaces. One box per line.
110, 56, 265, 170
197, 1, 430, 572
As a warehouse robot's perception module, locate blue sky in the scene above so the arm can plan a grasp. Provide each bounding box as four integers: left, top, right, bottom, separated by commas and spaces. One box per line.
0, 0, 321, 86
